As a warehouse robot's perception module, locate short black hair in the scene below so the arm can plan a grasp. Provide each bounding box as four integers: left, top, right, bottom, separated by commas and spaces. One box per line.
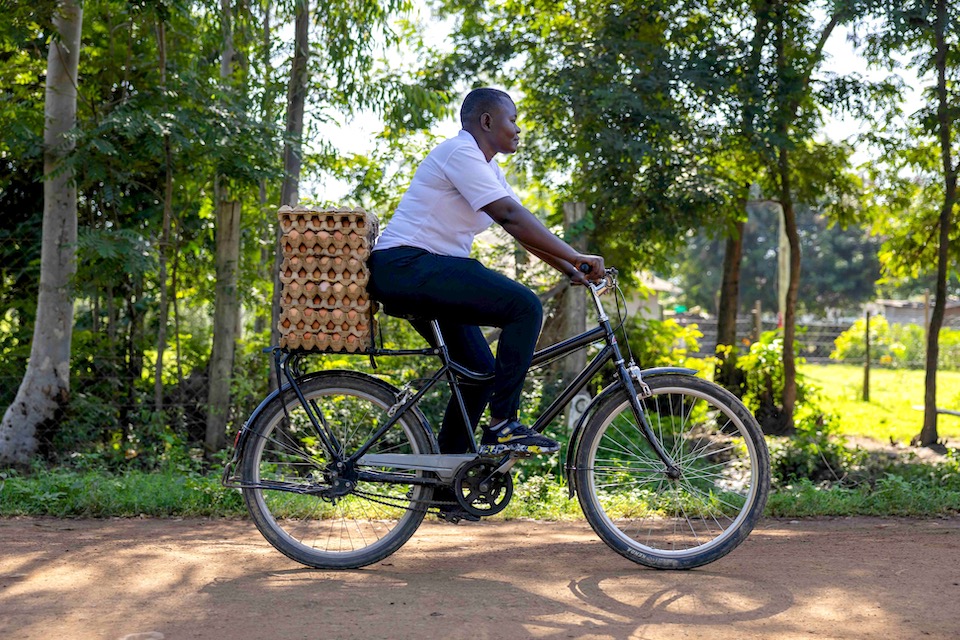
460, 88, 513, 127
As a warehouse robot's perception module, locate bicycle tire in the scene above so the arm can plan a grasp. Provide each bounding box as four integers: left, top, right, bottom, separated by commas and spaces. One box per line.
575, 374, 769, 569
240, 371, 436, 569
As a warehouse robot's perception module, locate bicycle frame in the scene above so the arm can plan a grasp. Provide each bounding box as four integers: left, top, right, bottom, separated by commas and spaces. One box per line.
224, 273, 689, 491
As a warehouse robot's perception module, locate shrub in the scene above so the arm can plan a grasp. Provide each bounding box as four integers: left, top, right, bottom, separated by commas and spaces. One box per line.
832, 316, 960, 370
767, 408, 862, 487
621, 316, 703, 368
736, 330, 818, 434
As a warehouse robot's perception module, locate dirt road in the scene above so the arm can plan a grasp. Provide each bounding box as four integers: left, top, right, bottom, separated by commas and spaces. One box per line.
1, 516, 958, 640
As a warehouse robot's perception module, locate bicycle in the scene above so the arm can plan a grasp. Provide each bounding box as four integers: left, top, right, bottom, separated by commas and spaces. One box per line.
222, 268, 770, 570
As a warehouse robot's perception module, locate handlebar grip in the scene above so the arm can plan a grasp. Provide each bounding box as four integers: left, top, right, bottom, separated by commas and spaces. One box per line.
578, 263, 591, 274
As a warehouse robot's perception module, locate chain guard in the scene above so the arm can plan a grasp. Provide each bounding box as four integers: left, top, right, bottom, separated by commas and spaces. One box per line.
453, 459, 513, 517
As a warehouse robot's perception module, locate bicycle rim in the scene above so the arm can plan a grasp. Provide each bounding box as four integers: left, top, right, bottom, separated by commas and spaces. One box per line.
577, 375, 769, 569
241, 373, 432, 569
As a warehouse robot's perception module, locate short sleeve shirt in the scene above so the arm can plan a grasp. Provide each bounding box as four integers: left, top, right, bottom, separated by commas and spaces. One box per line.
374, 130, 520, 258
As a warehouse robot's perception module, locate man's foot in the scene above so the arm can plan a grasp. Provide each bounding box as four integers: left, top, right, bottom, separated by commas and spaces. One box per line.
478, 419, 560, 456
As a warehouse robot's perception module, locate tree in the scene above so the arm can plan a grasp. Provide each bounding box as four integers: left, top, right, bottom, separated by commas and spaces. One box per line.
206, 0, 246, 457
706, 1, 876, 432
675, 198, 881, 316
0, 0, 83, 464
433, 0, 738, 271
269, 0, 310, 363
859, 0, 959, 447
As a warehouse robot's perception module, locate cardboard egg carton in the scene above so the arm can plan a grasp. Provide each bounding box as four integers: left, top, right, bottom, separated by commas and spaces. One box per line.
277, 205, 379, 353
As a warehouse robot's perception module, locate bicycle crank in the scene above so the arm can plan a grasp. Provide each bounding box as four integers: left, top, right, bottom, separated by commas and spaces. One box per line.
453, 459, 513, 517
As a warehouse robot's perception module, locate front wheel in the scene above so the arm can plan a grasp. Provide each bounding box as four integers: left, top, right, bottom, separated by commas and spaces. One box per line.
575, 374, 769, 569
240, 371, 436, 569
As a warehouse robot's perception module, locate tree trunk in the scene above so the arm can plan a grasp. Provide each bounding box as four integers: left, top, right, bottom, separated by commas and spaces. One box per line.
778, 146, 801, 435
270, 0, 310, 380
0, 0, 83, 465
255, 1, 273, 337
916, 0, 957, 447
205, 0, 243, 456
154, 18, 174, 413
714, 217, 744, 391
205, 200, 242, 456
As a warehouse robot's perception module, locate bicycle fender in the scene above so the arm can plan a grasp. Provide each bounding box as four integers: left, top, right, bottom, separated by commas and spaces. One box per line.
231, 370, 331, 458
563, 366, 697, 496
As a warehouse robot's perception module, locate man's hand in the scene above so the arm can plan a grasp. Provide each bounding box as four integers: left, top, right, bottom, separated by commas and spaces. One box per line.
570, 254, 605, 285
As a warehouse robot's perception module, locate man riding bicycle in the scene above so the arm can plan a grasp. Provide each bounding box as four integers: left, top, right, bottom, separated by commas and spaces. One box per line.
368, 87, 604, 460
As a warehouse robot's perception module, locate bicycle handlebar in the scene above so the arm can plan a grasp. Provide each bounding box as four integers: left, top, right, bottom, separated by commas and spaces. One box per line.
586, 267, 618, 296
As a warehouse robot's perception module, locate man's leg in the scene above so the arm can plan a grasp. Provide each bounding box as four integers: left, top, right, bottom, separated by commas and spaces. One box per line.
410, 320, 494, 454
369, 247, 543, 428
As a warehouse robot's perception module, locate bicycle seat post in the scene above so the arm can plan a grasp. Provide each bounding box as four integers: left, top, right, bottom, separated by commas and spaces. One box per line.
429, 320, 446, 350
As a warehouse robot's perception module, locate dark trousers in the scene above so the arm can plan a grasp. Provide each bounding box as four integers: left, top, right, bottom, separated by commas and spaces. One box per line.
368, 247, 543, 453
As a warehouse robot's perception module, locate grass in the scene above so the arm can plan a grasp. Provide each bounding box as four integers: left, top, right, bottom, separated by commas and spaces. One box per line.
801, 363, 960, 444
0, 468, 246, 517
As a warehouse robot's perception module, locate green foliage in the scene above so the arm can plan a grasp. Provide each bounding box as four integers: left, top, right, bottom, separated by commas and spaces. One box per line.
832, 316, 960, 370
499, 473, 581, 520
0, 466, 244, 517
621, 316, 704, 369
674, 201, 882, 316
767, 410, 862, 487
766, 445, 960, 517
736, 330, 819, 433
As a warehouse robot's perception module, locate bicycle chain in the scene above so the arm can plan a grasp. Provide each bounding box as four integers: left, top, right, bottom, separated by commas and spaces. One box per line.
348, 488, 459, 514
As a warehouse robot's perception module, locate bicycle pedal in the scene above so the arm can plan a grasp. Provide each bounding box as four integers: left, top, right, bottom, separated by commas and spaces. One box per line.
437, 508, 480, 524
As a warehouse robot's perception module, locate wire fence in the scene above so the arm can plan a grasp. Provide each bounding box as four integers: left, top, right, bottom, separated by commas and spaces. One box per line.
673, 315, 850, 363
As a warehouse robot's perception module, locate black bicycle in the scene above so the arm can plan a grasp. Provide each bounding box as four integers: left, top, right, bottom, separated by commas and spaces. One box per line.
223, 268, 770, 570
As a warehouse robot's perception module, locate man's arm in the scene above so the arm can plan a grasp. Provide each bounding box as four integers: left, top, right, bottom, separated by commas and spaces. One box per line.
482, 196, 604, 281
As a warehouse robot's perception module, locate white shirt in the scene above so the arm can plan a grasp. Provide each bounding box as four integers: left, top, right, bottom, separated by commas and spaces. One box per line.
374, 130, 520, 258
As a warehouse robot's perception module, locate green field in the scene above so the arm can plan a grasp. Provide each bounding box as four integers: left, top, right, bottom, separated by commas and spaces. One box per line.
801, 363, 960, 444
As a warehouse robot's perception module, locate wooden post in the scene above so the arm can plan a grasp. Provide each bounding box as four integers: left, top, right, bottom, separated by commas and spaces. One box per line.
562, 202, 587, 385
753, 300, 762, 341
863, 310, 870, 402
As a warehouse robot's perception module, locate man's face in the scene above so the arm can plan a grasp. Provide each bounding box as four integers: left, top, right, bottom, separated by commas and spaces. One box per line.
487, 99, 520, 155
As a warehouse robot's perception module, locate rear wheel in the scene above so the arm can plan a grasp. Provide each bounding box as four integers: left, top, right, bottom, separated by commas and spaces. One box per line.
575, 374, 769, 569
240, 371, 435, 569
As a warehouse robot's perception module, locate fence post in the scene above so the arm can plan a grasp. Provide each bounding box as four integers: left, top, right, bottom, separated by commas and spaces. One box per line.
753, 300, 762, 341
563, 202, 588, 429
863, 310, 870, 402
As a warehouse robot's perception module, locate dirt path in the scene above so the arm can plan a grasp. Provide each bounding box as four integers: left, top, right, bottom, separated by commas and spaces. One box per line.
1, 516, 959, 640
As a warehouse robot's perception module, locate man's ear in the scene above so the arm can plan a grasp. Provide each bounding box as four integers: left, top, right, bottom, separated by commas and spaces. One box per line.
479, 112, 493, 131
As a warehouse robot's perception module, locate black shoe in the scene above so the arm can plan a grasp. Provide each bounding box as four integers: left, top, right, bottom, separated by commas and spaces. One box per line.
478, 419, 560, 456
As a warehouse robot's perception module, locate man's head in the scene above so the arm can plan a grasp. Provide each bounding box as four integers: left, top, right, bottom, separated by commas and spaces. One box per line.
460, 88, 512, 127
460, 87, 520, 159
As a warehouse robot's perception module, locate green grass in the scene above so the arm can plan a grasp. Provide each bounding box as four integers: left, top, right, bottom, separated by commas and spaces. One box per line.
766, 475, 960, 517
0, 468, 245, 517
801, 363, 960, 444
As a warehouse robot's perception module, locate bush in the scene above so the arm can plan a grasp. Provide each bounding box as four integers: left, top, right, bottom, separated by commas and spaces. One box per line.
832, 316, 960, 369
768, 409, 862, 487
736, 331, 818, 434
620, 316, 703, 368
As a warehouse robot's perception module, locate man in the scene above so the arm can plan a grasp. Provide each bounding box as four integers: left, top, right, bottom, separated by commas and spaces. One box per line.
369, 87, 604, 460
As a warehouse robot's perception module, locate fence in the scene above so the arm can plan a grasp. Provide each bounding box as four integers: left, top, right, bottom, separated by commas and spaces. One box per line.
673, 315, 851, 363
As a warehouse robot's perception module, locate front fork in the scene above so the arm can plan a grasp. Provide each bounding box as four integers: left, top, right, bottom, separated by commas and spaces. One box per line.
619, 363, 682, 479
586, 280, 680, 479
